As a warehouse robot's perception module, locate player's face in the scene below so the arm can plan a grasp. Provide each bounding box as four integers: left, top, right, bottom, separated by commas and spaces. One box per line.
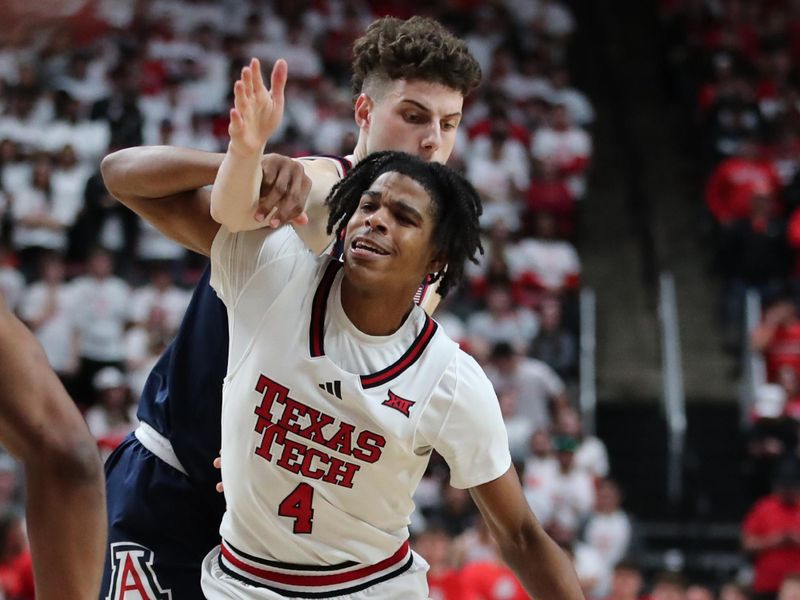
358, 80, 463, 164
342, 171, 442, 292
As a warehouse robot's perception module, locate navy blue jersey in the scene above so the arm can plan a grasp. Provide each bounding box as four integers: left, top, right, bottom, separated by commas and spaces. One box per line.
135, 266, 228, 486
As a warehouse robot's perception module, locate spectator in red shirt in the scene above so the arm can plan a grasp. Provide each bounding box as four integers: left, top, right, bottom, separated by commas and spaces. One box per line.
649, 571, 688, 600
716, 184, 789, 347
0, 513, 34, 600
414, 525, 475, 600
603, 560, 645, 600
525, 157, 576, 238
752, 298, 800, 381
742, 457, 800, 599
705, 138, 781, 225
459, 533, 529, 600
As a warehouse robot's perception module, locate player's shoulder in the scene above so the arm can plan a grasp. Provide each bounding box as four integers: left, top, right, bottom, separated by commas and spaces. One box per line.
435, 345, 495, 402
297, 154, 354, 181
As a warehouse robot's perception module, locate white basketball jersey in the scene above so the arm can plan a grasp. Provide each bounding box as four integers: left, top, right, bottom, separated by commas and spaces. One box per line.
210, 227, 510, 597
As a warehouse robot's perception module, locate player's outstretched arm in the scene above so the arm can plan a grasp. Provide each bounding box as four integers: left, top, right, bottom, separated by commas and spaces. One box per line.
210, 58, 289, 232
0, 297, 106, 600
101, 145, 224, 255
101, 145, 320, 256
470, 467, 584, 600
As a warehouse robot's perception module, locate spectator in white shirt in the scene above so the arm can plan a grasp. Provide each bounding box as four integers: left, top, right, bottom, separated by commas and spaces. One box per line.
125, 305, 170, 401
84, 367, 137, 460
552, 521, 611, 600
548, 67, 595, 127
70, 247, 130, 406
531, 102, 591, 200
547, 436, 596, 534
554, 405, 610, 480
485, 342, 568, 431
0, 244, 24, 313
130, 265, 190, 333
523, 429, 559, 525
53, 51, 109, 107
467, 286, 539, 353
19, 252, 77, 379
582, 479, 633, 574
0, 138, 30, 197
467, 118, 530, 231
51, 145, 91, 216
514, 212, 581, 298
499, 386, 535, 461
10, 155, 79, 278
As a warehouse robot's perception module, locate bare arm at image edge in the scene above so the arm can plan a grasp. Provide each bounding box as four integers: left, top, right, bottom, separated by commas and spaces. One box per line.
101, 145, 223, 256
0, 296, 106, 600
470, 467, 584, 600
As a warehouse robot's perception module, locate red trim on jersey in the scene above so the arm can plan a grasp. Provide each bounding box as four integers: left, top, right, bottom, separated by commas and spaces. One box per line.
360, 316, 438, 389
314, 154, 353, 176
308, 262, 439, 388
309, 260, 342, 357
220, 540, 410, 587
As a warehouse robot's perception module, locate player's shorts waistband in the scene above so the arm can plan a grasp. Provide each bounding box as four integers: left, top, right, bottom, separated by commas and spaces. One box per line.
134, 422, 188, 476
218, 538, 413, 598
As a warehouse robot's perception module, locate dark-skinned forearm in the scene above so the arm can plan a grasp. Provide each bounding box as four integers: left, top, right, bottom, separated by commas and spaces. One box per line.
500, 523, 584, 600
101, 146, 225, 199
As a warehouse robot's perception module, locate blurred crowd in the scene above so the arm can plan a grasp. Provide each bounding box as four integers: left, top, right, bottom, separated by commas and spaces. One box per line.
0, 0, 680, 599
663, 1, 800, 599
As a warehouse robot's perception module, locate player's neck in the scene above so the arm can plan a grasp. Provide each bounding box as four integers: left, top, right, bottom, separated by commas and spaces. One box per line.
351, 137, 369, 164
340, 278, 416, 337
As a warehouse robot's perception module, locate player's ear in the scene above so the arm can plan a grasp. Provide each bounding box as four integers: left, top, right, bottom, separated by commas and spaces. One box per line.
354, 93, 373, 130
426, 253, 446, 279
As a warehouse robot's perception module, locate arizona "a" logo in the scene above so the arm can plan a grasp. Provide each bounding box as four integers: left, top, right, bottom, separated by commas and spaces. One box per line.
106, 542, 172, 600
381, 390, 415, 417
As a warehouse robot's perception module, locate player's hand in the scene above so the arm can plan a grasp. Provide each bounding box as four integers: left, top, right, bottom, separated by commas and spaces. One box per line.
228, 57, 287, 157
213, 455, 224, 493
256, 154, 312, 227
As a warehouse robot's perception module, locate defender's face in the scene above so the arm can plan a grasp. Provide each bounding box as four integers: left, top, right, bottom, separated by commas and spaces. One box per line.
343, 172, 442, 291
358, 80, 464, 164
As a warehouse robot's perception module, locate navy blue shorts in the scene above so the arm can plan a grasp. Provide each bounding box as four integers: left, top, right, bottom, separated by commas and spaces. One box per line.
101, 433, 226, 600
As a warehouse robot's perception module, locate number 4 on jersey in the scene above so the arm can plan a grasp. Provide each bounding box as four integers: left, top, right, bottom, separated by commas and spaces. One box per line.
278, 483, 315, 533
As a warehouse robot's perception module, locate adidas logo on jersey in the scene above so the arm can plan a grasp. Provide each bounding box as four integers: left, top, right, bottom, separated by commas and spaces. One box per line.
318, 380, 342, 399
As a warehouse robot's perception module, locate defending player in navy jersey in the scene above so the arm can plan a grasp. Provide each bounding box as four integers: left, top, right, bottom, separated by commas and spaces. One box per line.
99, 16, 483, 599
203, 58, 582, 598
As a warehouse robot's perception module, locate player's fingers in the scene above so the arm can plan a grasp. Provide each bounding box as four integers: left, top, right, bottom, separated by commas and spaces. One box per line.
291, 211, 310, 226
216, 482, 224, 493
270, 58, 287, 113
242, 65, 253, 97
255, 160, 281, 222
251, 57, 265, 92
228, 108, 243, 135
264, 167, 294, 227
233, 80, 248, 114
213, 456, 222, 469
273, 164, 311, 226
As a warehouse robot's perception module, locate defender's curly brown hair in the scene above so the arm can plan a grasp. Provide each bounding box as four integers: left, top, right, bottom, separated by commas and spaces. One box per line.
351, 16, 482, 98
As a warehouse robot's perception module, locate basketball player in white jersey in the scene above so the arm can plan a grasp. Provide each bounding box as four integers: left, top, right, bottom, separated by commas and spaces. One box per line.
201, 56, 583, 600
0, 295, 106, 599
98, 16, 496, 598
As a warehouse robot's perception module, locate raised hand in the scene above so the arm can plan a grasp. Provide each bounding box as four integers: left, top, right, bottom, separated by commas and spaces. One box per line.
228, 57, 287, 156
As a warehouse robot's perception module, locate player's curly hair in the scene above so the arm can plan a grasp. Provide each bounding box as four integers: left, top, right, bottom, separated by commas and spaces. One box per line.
325, 151, 483, 299
351, 16, 482, 98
